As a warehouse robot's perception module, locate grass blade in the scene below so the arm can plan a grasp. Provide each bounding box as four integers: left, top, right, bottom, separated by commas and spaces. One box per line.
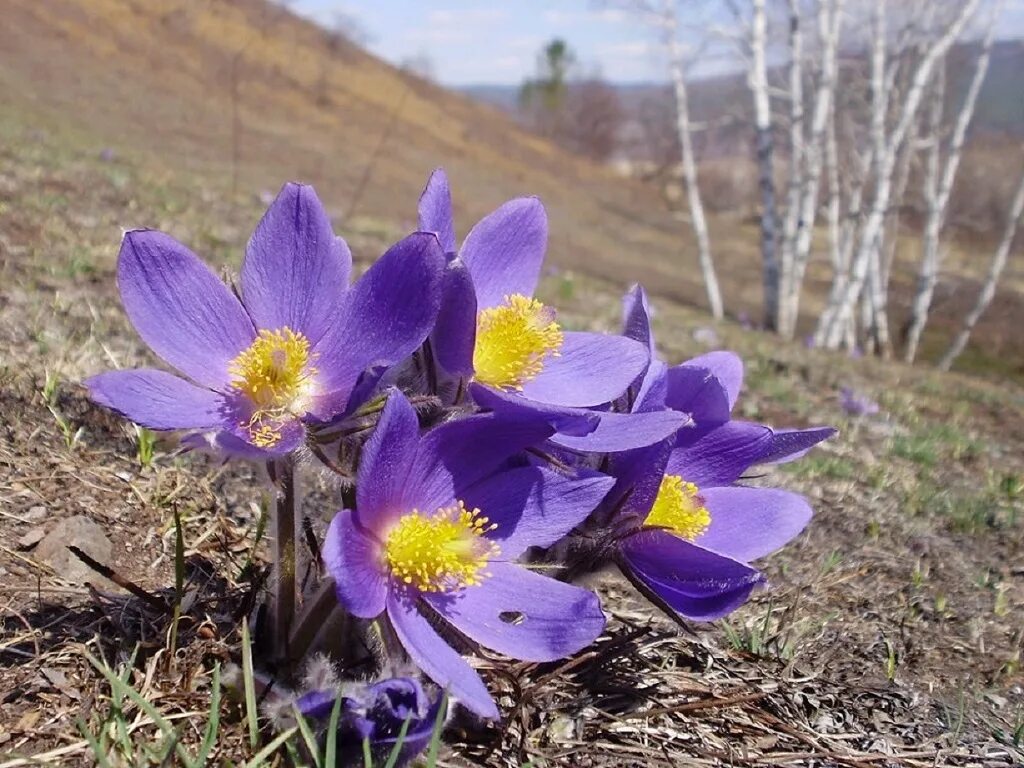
242, 726, 297, 768
381, 717, 412, 768
192, 663, 221, 767
424, 693, 447, 767
85, 651, 194, 765
324, 693, 342, 768
241, 618, 260, 749
291, 704, 321, 768
75, 717, 115, 768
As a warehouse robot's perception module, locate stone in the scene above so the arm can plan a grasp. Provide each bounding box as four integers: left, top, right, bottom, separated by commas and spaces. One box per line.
35, 516, 117, 590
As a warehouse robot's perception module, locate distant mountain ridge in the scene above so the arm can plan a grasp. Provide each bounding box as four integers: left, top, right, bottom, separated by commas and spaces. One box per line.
461, 39, 1024, 154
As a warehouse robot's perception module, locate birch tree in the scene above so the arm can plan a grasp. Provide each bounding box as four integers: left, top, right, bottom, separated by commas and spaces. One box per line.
661, 0, 724, 319
817, 0, 984, 351
750, 0, 781, 329
903, 4, 1002, 362
939, 161, 1024, 371
779, 0, 844, 338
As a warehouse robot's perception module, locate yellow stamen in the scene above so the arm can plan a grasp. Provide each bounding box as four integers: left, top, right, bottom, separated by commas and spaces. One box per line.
645, 474, 711, 541
229, 327, 316, 447
473, 294, 563, 390
383, 501, 499, 593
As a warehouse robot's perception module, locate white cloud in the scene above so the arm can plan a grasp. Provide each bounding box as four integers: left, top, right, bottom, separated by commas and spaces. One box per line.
402, 27, 474, 45
543, 8, 630, 25
427, 8, 507, 25
599, 41, 654, 58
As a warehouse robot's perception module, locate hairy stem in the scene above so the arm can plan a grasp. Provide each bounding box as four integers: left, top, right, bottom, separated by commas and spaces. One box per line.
266, 457, 297, 670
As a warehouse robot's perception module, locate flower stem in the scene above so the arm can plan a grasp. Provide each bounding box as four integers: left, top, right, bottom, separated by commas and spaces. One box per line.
266, 457, 298, 671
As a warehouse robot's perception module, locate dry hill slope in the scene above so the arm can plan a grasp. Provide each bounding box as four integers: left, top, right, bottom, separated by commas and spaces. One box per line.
2, 0, 1023, 377
0, 0, 710, 302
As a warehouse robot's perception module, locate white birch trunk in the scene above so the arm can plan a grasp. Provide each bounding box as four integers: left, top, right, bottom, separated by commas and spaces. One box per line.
777, 0, 805, 336
663, 0, 724, 320
751, 0, 780, 329
939, 161, 1024, 371
825, 96, 842, 273
817, 0, 887, 346
904, 8, 1000, 362
821, 0, 983, 349
782, 0, 844, 339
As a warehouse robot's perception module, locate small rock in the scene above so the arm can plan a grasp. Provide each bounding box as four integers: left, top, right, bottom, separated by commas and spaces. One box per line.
17, 528, 46, 550
25, 506, 47, 522
35, 516, 117, 590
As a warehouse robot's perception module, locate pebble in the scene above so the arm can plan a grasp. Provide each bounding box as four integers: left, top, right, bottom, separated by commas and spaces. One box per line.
35, 515, 117, 590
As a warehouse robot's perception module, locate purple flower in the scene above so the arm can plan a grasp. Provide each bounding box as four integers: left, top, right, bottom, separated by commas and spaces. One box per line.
86, 183, 445, 457
621, 285, 835, 465
414, 170, 682, 452
322, 391, 611, 718
559, 286, 833, 621
601, 429, 814, 621
840, 387, 879, 417
416, 170, 649, 409
294, 677, 441, 767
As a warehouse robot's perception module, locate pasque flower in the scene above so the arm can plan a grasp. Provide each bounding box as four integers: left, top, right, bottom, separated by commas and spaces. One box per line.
415, 169, 683, 451
322, 390, 612, 718
561, 286, 833, 620
86, 183, 445, 456
293, 677, 442, 767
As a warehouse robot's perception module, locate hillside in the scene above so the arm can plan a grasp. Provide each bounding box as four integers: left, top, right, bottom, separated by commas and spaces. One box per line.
1, 0, 1022, 378
0, 2, 1023, 764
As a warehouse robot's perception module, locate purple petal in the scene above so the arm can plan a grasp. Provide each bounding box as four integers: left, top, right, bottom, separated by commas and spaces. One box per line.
459, 197, 547, 310
605, 440, 674, 520
323, 509, 388, 618
621, 284, 656, 354
757, 427, 837, 464
682, 351, 744, 411
460, 467, 614, 558
356, 391, 420, 530
424, 562, 605, 662
550, 409, 688, 453
519, 332, 649, 408
632, 359, 669, 414
386, 591, 498, 719
621, 529, 763, 620
664, 362, 732, 432
666, 421, 774, 486
407, 412, 554, 512
85, 369, 227, 430
696, 487, 812, 563
241, 183, 351, 344
469, 384, 599, 437
310, 233, 444, 419
430, 258, 477, 376
417, 169, 456, 253
117, 230, 255, 390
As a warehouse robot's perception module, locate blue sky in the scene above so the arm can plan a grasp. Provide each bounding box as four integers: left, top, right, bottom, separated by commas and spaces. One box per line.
290, 1, 1024, 87
289, 1, 732, 85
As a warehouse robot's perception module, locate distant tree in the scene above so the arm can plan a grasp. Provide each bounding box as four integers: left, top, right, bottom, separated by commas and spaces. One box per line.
520, 39, 578, 115
400, 53, 436, 82
564, 77, 626, 162
519, 39, 623, 162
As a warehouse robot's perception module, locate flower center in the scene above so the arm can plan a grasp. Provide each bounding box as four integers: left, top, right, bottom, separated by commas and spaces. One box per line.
382, 501, 499, 593
645, 474, 711, 541
229, 327, 317, 447
473, 294, 563, 390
